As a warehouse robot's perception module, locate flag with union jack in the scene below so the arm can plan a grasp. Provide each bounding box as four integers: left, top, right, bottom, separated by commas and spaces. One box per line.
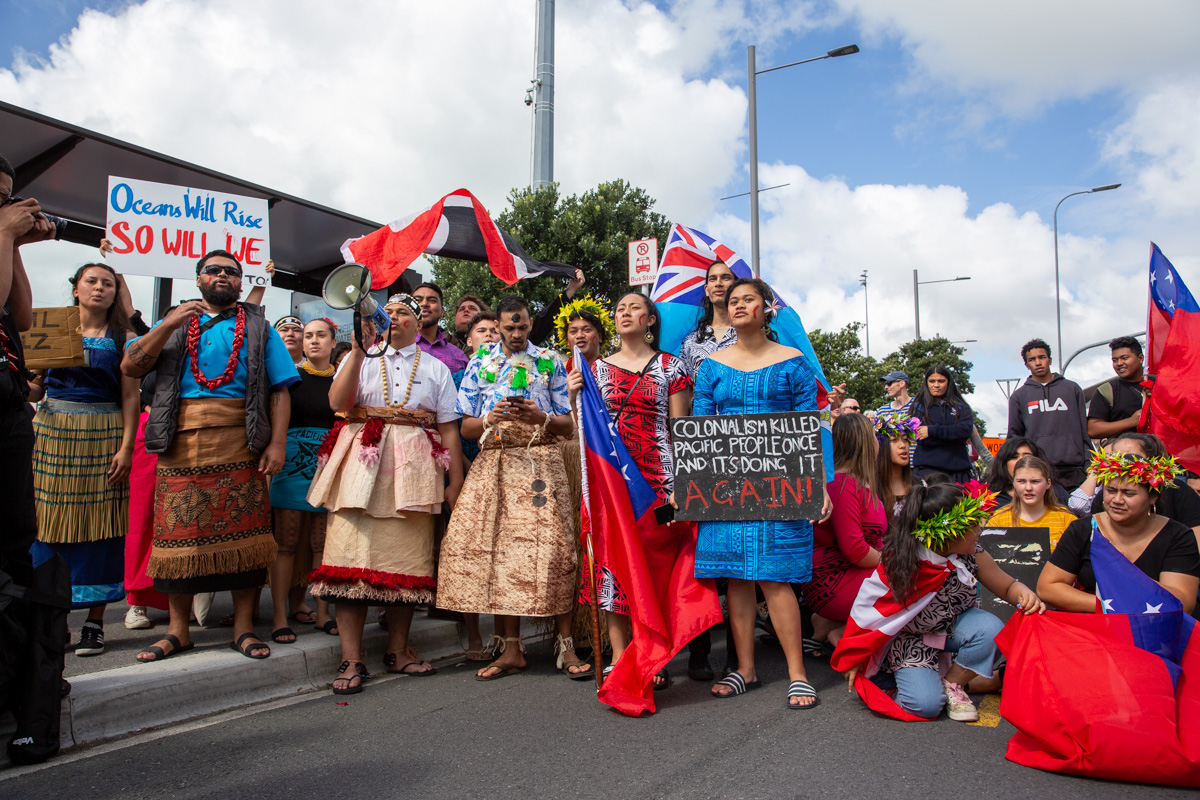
649, 223, 832, 408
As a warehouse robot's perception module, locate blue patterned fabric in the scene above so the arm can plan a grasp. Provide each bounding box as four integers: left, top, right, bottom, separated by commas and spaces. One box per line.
455, 341, 570, 418
44, 333, 123, 403
30, 537, 125, 608
271, 426, 327, 512
692, 355, 817, 582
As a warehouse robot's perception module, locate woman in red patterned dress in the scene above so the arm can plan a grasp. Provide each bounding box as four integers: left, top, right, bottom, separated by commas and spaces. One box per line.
568, 292, 692, 688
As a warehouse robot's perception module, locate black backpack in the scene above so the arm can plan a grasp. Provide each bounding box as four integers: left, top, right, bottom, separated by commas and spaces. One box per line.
0, 554, 71, 765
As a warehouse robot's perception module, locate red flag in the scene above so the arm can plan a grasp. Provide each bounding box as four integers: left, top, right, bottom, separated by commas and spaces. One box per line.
577, 350, 721, 716
829, 554, 962, 721
1144, 309, 1200, 473
340, 188, 576, 289
996, 611, 1200, 787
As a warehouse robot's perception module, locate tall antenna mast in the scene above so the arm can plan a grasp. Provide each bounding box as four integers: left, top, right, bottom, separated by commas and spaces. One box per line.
529, 0, 555, 188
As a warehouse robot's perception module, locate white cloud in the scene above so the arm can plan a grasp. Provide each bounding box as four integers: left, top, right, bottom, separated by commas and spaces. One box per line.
838, 0, 1200, 111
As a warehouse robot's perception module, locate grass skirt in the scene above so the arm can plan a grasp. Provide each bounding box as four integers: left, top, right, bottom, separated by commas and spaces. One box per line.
33, 398, 128, 544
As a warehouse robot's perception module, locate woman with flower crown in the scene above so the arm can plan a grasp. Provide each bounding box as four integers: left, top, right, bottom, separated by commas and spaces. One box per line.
831, 481, 1045, 721
306, 294, 464, 694
1038, 449, 1199, 613
799, 414, 889, 655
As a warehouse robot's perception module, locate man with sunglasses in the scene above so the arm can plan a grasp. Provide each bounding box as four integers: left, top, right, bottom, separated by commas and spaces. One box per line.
121, 250, 299, 663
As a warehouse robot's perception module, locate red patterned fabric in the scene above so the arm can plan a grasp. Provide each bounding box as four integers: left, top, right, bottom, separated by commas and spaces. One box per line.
307, 564, 437, 591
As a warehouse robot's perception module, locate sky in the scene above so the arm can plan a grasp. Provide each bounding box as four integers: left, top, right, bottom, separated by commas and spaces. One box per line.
2, 0, 1199, 433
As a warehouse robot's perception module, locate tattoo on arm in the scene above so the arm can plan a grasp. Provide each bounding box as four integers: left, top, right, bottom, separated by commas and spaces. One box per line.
127, 340, 156, 369
271, 391, 282, 409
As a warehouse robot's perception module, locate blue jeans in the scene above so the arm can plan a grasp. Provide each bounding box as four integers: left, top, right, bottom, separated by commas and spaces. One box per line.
883, 607, 1004, 719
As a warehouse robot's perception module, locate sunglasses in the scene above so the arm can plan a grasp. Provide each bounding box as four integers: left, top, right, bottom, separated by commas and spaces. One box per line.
843, 405, 861, 411
201, 264, 242, 278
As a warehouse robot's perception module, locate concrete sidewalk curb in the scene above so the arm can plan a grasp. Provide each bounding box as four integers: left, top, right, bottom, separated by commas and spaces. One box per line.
3, 617, 467, 761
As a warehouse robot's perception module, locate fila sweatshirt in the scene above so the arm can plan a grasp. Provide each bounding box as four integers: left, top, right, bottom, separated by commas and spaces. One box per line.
1007, 374, 1093, 470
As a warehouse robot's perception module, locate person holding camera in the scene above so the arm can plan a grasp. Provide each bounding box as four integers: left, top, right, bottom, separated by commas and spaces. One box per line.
120, 249, 298, 663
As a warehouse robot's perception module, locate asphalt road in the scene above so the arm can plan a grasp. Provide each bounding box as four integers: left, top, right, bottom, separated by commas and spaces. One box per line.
1, 638, 1189, 800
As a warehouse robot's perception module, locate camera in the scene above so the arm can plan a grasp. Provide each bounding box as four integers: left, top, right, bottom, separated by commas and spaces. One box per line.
5, 196, 69, 241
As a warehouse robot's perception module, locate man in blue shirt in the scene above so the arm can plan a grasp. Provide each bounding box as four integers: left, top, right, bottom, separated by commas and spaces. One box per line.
122, 250, 299, 662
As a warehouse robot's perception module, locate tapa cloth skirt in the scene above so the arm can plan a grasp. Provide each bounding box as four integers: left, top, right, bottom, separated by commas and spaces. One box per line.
436, 420, 576, 618
148, 399, 276, 594
306, 419, 444, 604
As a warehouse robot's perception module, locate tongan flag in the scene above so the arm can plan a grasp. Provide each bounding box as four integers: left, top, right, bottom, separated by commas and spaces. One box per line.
340, 188, 577, 289
649, 223, 831, 408
576, 348, 721, 716
996, 524, 1200, 786
1142, 243, 1200, 472
829, 550, 965, 722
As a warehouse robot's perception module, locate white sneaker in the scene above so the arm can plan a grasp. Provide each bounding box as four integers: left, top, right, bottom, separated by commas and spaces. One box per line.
192, 592, 214, 626
124, 605, 152, 630
942, 679, 979, 722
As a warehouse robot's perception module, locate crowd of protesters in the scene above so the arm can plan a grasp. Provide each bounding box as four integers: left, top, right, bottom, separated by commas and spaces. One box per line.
2, 153, 1199, 777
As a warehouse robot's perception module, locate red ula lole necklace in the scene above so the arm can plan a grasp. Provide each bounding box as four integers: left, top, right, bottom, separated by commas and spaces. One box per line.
187, 305, 246, 390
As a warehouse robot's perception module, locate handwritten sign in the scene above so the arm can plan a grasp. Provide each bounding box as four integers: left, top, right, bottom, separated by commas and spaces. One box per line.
104, 176, 271, 286
20, 307, 84, 370
670, 411, 825, 522
979, 527, 1050, 621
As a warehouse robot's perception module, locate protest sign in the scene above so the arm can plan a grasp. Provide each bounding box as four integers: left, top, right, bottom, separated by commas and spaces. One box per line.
21, 307, 84, 370
671, 411, 824, 522
979, 526, 1050, 621
104, 176, 271, 286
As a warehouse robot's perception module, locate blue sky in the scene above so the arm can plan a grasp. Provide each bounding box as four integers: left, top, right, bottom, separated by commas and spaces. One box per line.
3, 1, 1198, 430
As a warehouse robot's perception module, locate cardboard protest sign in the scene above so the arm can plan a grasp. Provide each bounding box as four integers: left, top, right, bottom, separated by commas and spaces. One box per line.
104, 176, 271, 287
671, 411, 824, 522
979, 526, 1050, 621
21, 307, 84, 370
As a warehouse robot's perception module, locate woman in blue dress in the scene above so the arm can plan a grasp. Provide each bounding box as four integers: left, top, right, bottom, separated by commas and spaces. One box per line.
689, 278, 831, 708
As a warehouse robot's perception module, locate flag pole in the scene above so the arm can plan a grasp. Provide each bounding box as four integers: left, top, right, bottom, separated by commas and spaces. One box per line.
574, 348, 605, 690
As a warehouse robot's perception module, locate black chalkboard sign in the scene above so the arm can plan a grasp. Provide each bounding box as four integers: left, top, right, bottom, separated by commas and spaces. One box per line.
670, 411, 824, 522
978, 527, 1050, 621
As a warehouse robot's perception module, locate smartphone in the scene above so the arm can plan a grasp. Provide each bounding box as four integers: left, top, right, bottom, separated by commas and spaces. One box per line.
654, 504, 675, 525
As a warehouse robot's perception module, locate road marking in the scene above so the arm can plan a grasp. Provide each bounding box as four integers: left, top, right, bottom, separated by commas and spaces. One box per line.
967, 693, 1002, 728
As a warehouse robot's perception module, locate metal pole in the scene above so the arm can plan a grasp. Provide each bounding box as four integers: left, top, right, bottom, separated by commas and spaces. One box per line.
747, 45, 759, 277
860, 270, 869, 357
1052, 196, 1067, 363
153, 277, 173, 322
531, 0, 555, 188
913, 269, 920, 340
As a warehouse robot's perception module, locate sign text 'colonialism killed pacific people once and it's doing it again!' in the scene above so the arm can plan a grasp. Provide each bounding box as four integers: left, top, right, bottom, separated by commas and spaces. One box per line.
104, 176, 272, 286
670, 411, 824, 522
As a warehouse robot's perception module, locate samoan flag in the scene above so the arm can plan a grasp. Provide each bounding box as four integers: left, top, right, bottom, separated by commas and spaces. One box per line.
649, 223, 831, 408
1143, 243, 1200, 472
576, 348, 722, 716
995, 519, 1200, 786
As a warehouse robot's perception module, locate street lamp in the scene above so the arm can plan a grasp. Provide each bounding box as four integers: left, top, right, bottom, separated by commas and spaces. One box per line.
747, 43, 859, 276
859, 269, 869, 357
913, 270, 970, 339
1053, 183, 1120, 360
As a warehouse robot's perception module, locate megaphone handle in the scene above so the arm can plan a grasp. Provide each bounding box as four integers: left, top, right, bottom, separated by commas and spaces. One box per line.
354, 308, 390, 359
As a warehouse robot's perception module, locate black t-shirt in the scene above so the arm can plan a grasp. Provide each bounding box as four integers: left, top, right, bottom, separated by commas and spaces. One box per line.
288, 370, 336, 430
1087, 377, 1145, 422
0, 304, 29, 405
1089, 478, 1200, 528
1049, 515, 1200, 593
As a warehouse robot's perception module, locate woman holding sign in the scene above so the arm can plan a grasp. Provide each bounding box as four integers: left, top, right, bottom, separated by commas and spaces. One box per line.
686, 277, 831, 709
28, 263, 140, 657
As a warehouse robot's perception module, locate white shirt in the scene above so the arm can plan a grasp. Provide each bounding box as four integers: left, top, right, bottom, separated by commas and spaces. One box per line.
336, 343, 460, 423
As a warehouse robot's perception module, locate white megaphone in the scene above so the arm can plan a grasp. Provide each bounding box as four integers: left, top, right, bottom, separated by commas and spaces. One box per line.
322, 263, 392, 344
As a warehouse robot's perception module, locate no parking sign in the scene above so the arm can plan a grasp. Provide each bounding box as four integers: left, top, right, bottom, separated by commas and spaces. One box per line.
627, 238, 658, 287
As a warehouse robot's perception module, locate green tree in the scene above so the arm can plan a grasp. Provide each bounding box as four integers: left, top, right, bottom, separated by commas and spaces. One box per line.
807, 322, 882, 407
878, 336, 985, 434
428, 179, 671, 313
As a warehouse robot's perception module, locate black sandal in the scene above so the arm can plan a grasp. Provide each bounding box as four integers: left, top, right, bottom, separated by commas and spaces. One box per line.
271, 627, 297, 644
653, 668, 672, 691
230, 632, 271, 659
137, 633, 194, 663
318, 619, 339, 636
332, 660, 364, 695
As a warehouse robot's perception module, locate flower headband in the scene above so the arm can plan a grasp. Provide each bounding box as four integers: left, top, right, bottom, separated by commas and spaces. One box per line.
385, 293, 422, 321
875, 415, 920, 444
1089, 450, 1182, 489
912, 480, 998, 549
553, 295, 616, 353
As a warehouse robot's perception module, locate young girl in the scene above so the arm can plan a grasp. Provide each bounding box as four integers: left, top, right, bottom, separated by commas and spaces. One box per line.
831, 482, 1044, 721
874, 414, 918, 516
910, 366, 975, 483
985, 455, 1077, 551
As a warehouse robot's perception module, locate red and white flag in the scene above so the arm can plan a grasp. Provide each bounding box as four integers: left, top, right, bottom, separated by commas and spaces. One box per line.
830, 550, 971, 721
341, 188, 578, 289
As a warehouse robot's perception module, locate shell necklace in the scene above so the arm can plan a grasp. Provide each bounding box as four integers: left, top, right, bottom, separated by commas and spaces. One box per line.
380, 344, 421, 408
